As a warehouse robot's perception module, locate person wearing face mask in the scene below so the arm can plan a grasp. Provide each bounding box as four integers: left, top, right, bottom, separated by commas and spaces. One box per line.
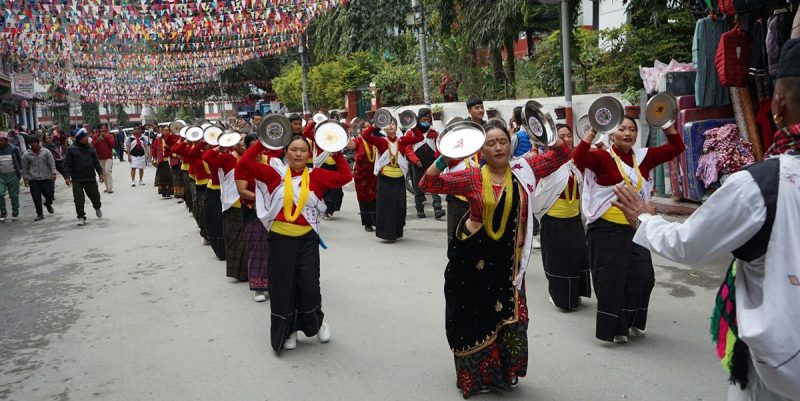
361, 118, 419, 242
239, 134, 352, 353
573, 115, 685, 344
403, 108, 445, 219
419, 120, 571, 397
63, 129, 105, 226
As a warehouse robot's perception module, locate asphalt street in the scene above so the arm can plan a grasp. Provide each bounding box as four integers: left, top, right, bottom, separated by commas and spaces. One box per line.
1, 161, 732, 401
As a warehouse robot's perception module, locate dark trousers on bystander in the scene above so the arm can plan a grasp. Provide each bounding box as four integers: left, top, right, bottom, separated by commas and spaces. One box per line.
72, 180, 101, 218
29, 179, 55, 216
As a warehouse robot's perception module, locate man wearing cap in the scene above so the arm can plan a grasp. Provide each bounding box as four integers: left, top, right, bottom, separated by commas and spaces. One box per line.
64, 129, 104, 226
91, 124, 116, 193
0, 131, 23, 222
612, 32, 800, 401
404, 107, 444, 219
21, 135, 57, 221
466, 96, 486, 125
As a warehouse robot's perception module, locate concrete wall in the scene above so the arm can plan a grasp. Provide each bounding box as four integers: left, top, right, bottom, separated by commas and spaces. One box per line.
378, 93, 648, 149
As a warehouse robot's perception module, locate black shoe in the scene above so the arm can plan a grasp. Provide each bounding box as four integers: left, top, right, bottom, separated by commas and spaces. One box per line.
34, 215, 44, 221
364, 226, 374, 232
416, 211, 426, 218
434, 209, 445, 219
0, 211, 6, 222
46, 204, 54, 214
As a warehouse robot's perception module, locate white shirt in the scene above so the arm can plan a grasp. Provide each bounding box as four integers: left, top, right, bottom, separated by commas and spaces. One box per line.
633, 170, 766, 265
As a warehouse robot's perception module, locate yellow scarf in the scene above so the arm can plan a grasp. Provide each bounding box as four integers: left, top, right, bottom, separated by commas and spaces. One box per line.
282, 167, 311, 223
481, 165, 513, 241
610, 147, 643, 192
363, 139, 375, 163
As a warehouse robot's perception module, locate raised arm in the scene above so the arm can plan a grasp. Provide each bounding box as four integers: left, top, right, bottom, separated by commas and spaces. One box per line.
572, 132, 605, 173
360, 125, 388, 153
240, 141, 281, 189
419, 167, 480, 197
312, 152, 353, 191
640, 126, 685, 171
525, 142, 572, 178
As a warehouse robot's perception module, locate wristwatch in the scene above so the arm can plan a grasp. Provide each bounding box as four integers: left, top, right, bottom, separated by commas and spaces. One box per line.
635, 213, 653, 230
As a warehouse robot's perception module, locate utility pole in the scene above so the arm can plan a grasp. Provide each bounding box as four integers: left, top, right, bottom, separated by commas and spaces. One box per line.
560, 0, 573, 130
411, 0, 431, 107
299, 33, 311, 117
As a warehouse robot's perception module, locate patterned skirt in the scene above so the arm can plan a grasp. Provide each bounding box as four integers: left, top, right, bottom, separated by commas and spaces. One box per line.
154, 161, 173, 196
171, 166, 184, 197
242, 206, 269, 291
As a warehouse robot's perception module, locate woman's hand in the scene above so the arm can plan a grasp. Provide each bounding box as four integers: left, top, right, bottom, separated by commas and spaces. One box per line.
582, 129, 597, 144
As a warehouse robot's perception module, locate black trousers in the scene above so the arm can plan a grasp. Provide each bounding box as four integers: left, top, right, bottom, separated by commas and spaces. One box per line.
268, 232, 324, 353
72, 180, 101, 218
29, 179, 55, 216
446, 198, 470, 242
411, 164, 442, 213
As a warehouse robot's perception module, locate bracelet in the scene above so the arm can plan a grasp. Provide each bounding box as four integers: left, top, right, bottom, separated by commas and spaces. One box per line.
434, 155, 448, 171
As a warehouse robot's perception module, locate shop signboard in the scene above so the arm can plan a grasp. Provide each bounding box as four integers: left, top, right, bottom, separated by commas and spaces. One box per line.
12, 73, 34, 98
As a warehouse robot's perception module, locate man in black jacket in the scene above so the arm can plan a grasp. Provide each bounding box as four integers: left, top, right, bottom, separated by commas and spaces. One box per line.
63, 129, 104, 226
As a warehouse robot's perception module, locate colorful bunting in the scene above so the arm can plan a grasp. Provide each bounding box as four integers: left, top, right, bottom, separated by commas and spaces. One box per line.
0, 0, 347, 105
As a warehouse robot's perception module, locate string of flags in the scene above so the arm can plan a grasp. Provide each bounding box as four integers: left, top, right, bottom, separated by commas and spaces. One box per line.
0, 0, 346, 105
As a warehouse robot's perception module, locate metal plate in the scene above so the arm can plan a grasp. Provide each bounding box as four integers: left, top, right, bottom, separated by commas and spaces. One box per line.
645, 92, 678, 129
436, 121, 486, 159
373, 108, 394, 129
258, 114, 293, 150
398, 110, 417, 130
521, 100, 557, 146
169, 120, 186, 134
217, 131, 241, 148
445, 116, 464, 126
313, 113, 328, 124
314, 120, 349, 152
185, 126, 204, 142
588, 96, 624, 135
577, 115, 592, 138
203, 125, 224, 146
178, 126, 189, 138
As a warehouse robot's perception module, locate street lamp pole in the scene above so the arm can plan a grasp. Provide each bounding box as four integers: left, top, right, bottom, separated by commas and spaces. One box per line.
299, 33, 311, 117
412, 0, 431, 107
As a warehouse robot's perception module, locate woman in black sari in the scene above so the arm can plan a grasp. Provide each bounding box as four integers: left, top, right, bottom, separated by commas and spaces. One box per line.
419, 121, 571, 397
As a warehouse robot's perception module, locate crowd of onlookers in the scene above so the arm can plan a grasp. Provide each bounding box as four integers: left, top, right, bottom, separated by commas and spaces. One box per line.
0, 122, 166, 224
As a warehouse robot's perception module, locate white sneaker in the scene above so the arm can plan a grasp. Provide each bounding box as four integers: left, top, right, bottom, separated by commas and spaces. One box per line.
77, 217, 87, 226
317, 322, 331, 343
253, 291, 267, 302
532, 237, 541, 249
629, 327, 647, 337
283, 332, 297, 350
613, 335, 629, 344
95, 208, 103, 218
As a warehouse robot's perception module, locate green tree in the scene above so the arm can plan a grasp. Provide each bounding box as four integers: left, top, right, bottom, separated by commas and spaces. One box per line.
115, 104, 130, 128
155, 106, 176, 122
272, 62, 304, 112
80, 101, 100, 129
46, 84, 70, 132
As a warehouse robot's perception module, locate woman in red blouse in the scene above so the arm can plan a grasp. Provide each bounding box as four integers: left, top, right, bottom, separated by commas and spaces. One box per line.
573, 116, 685, 344
240, 135, 352, 353
360, 118, 418, 241
419, 121, 571, 398
532, 124, 591, 311
204, 134, 247, 280
234, 133, 278, 303
344, 125, 378, 231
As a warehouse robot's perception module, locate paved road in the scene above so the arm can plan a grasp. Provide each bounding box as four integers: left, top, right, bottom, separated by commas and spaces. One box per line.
1, 162, 731, 401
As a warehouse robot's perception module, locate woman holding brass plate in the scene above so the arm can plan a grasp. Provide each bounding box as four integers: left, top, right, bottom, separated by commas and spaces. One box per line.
573, 115, 685, 344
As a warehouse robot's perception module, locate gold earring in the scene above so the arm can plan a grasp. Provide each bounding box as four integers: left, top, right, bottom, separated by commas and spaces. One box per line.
773, 114, 784, 123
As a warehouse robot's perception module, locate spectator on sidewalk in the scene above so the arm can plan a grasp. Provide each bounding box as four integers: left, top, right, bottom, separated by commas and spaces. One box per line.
114, 126, 126, 162
42, 133, 64, 177
91, 124, 116, 194
126, 127, 150, 186
64, 129, 104, 226
0, 131, 22, 222
21, 136, 57, 221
